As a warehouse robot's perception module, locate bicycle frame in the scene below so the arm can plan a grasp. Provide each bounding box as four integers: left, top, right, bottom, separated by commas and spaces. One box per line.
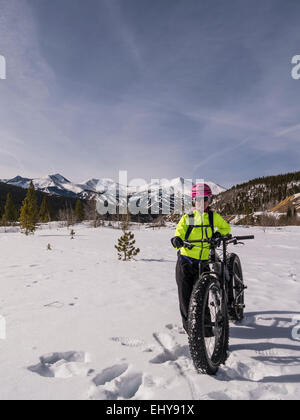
183, 233, 254, 374
183, 234, 254, 313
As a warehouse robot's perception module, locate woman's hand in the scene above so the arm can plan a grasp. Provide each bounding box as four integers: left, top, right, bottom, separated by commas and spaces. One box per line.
171, 236, 184, 248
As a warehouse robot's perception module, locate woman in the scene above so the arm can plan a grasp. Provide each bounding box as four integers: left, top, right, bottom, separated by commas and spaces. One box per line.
171, 183, 231, 333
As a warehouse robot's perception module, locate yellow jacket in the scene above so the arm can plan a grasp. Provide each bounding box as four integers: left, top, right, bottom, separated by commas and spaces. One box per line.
174, 210, 231, 260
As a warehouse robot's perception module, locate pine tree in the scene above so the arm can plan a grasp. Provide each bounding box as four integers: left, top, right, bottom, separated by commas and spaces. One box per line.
39, 196, 52, 223
75, 199, 84, 222
120, 212, 130, 230
115, 228, 140, 261
19, 181, 39, 235
1, 193, 17, 226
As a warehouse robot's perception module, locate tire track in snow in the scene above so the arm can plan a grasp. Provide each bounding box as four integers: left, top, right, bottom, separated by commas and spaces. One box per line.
152, 332, 197, 400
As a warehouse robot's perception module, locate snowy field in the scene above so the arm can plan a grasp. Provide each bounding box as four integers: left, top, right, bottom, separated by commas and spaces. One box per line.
0, 223, 299, 400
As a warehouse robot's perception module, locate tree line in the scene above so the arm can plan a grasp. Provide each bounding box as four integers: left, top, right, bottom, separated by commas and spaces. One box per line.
1, 181, 85, 234
214, 170, 300, 217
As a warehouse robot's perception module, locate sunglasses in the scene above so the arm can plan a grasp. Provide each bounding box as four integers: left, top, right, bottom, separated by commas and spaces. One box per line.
194, 196, 210, 202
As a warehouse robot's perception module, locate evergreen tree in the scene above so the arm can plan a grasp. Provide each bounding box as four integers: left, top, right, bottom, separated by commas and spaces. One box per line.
115, 228, 140, 261
39, 196, 52, 223
75, 199, 84, 222
120, 212, 130, 230
1, 193, 17, 225
19, 181, 39, 235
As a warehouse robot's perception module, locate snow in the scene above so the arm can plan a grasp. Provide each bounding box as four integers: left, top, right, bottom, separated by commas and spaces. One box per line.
0, 224, 299, 400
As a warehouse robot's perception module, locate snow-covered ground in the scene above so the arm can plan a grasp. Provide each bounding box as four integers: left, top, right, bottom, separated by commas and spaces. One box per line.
0, 223, 299, 400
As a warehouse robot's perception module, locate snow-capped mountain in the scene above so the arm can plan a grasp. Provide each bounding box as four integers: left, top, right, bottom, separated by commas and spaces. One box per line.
2, 174, 83, 198
1, 174, 226, 212
126, 177, 226, 214
3, 175, 33, 189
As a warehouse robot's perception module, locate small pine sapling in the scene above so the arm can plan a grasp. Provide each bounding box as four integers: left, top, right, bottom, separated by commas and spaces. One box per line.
115, 228, 140, 261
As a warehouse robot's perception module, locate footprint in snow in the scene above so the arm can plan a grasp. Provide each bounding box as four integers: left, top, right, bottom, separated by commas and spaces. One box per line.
165, 323, 186, 335
288, 272, 297, 282
92, 363, 129, 386
220, 353, 282, 382
202, 391, 232, 400
110, 336, 155, 352
150, 333, 190, 365
28, 351, 93, 379
110, 337, 146, 347
88, 363, 146, 400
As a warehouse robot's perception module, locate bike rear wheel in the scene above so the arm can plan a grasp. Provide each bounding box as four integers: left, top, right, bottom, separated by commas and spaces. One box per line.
188, 274, 229, 375
228, 254, 245, 322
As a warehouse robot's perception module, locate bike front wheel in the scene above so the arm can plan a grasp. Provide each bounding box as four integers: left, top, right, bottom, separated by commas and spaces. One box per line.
188, 274, 229, 375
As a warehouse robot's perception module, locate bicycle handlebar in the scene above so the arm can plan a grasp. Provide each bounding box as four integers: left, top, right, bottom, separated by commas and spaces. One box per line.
234, 235, 255, 241
183, 234, 254, 248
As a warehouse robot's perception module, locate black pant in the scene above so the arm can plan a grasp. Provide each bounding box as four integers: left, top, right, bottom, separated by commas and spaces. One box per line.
176, 256, 210, 332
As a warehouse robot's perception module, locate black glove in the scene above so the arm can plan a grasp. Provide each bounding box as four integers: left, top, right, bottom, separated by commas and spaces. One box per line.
213, 232, 222, 239
171, 236, 184, 249
212, 231, 222, 246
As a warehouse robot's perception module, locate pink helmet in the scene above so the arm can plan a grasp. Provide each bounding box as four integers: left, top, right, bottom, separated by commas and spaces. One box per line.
191, 183, 213, 198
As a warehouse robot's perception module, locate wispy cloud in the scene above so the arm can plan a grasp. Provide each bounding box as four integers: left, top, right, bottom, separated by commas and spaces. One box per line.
275, 124, 300, 138
0, 0, 300, 186
102, 0, 144, 71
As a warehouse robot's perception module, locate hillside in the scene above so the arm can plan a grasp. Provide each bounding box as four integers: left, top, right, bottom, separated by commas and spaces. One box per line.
214, 171, 300, 220
271, 193, 300, 214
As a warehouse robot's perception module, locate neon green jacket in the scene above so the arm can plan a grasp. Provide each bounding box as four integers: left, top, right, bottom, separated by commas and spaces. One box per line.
174, 210, 231, 260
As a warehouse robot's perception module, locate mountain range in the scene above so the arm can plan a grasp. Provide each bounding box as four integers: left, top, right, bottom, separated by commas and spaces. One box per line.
2, 171, 300, 224
1, 175, 226, 213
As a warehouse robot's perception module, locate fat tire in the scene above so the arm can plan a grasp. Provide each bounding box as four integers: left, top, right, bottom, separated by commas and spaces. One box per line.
188, 275, 229, 375
227, 253, 245, 322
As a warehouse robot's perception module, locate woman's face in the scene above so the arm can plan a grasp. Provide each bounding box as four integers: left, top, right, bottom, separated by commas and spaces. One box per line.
194, 197, 210, 211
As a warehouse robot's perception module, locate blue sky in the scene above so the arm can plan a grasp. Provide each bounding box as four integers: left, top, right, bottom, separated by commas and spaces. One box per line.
0, 0, 300, 187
